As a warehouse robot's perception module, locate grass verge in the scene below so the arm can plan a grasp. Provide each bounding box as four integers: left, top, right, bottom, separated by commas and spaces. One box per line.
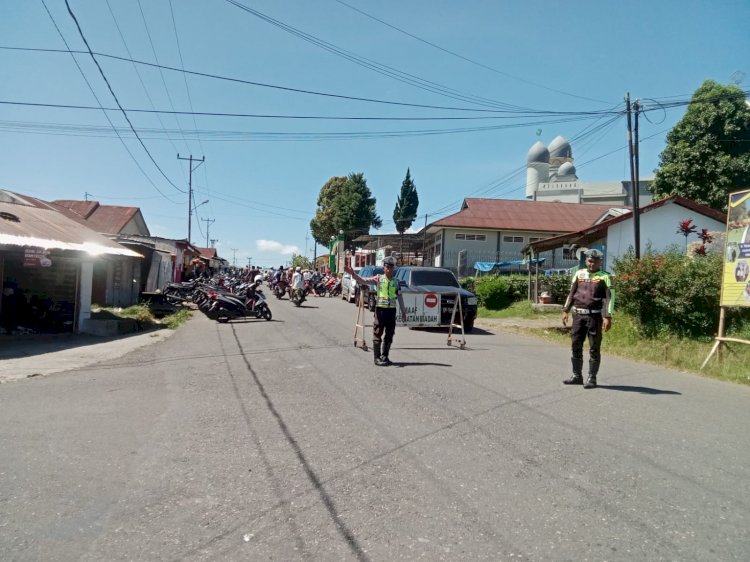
91, 304, 192, 330
478, 300, 561, 319
500, 309, 750, 385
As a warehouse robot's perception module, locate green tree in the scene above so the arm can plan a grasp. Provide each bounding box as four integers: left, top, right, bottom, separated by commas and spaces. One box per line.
310, 173, 382, 250
392, 168, 419, 257
651, 80, 750, 211
290, 254, 312, 270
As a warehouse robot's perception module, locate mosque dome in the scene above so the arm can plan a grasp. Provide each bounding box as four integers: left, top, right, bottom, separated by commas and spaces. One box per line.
527, 141, 549, 164
557, 162, 577, 177
548, 135, 572, 159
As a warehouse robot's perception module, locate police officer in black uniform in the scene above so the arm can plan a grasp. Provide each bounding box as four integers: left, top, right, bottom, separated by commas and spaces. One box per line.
561, 249, 614, 388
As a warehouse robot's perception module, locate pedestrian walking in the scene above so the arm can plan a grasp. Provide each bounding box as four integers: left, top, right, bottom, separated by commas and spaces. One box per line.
345, 256, 405, 366
561, 249, 614, 388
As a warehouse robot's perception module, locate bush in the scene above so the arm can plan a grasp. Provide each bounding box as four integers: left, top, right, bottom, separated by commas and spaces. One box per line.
539, 273, 571, 304
473, 274, 528, 310
614, 247, 723, 337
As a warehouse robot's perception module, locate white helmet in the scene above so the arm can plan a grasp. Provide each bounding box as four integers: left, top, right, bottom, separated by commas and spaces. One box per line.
296, 266, 301, 272
254, 274, 263, 283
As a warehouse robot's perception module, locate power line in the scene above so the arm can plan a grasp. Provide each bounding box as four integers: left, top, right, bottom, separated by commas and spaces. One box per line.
103, 0, 187, 178
135, 0, 192, 155
332, 0, 611, 105
63, 0, 185, 194
167, 0, 206, 157
0, 114, 624, 144
223, 0, 547, 112
39, 0, 180, 204
0, 99, 614, 122
1, 46, 593, 115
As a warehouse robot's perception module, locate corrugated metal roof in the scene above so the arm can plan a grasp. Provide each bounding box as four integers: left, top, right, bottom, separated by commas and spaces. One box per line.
431, 199, 620, 232
54, 200, 140, 234
196, 247, 218, 259
0, 199, 142, 257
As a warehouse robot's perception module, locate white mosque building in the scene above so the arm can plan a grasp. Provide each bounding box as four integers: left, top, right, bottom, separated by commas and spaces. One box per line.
525, 135, 652, 206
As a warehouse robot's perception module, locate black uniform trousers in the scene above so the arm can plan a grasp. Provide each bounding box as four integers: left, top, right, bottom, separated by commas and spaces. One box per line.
373, 307, 396, 347
571, 312, 603, 376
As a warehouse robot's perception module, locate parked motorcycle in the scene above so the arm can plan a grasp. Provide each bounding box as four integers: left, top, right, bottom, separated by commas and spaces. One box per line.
206, 281, 273, 322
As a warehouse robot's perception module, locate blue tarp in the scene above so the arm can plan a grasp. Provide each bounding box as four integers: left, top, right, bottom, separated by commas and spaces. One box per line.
473, 258, 545, 272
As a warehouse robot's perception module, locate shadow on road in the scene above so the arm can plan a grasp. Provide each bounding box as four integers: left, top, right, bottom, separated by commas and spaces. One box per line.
598, 385, 682, 395
0, 329, 164, 361
392, 362, 452, 368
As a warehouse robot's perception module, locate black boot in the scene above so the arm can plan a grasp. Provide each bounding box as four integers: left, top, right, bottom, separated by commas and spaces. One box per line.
373, 343, 386, 366
381, 342, 392, 366
584, 359, 599, 388
563, 358, 583, 385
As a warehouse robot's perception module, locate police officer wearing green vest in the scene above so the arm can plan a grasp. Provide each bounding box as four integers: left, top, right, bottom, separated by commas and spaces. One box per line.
561, 248, 614, 388
345, 256, 405, 366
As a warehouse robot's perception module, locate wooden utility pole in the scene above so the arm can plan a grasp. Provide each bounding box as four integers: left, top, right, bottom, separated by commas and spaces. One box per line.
231, 248, 238, 267
625, 94, 640, 259
177, 154, 205, 244
633, 99, 642, 260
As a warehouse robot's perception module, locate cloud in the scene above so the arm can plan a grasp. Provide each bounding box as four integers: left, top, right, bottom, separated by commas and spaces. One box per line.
256, 239, 301, 255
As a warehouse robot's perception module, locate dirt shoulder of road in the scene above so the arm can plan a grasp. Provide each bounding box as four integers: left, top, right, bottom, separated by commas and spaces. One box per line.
475, 316, 566, 331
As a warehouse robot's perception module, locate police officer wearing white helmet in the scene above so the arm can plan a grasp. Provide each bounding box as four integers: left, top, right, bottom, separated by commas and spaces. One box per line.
345, 256, 405, 366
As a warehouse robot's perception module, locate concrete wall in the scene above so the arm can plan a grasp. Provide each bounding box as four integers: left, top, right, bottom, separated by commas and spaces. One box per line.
606, 202, 726, 267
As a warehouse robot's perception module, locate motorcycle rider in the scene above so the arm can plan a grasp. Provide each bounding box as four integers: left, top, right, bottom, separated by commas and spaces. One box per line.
291, 266, 305, 301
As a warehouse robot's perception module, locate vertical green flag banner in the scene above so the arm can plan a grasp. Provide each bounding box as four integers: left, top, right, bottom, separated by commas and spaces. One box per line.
721, 188, 750, 306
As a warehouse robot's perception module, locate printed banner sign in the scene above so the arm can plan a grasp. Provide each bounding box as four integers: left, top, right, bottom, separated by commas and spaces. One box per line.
721, 188, 750, 306
23, 247, 52, 268
397, 292, 440, 327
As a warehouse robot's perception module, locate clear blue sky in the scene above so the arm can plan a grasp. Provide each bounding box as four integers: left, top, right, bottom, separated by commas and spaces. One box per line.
2, 0, 748, 267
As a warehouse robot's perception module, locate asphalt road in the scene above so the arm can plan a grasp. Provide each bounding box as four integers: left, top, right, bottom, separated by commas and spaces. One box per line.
1, 292, 749, 561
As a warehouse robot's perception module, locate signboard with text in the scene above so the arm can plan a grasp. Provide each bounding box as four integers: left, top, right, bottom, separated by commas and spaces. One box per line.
720, 188, 750, 306
23, 247, 52, 268
396, 291, 440, 327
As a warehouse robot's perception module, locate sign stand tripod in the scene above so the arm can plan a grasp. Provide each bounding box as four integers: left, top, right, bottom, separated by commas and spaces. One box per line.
353, 291, 369, 351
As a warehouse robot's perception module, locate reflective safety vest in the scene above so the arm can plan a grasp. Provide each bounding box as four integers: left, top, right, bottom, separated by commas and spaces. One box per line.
376, 275, 398, 308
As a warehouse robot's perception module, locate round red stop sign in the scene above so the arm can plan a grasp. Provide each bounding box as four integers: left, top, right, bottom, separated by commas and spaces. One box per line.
424, 293, 438, 308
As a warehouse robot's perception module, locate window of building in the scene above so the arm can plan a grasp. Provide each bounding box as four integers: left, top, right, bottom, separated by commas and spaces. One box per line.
503, 235, 524, 243
456, 233, 486, 241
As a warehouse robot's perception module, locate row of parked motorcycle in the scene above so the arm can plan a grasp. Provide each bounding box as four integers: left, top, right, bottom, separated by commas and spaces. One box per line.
162, 274, 272, 323
159, 270, 344, 323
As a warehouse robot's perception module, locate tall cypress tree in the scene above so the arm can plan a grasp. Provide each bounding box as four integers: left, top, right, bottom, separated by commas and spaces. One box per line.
392, 169, 419, 260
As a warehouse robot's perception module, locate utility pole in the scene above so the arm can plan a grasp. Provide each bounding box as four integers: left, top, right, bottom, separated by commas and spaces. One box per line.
84, 191, 92, 201
422, 213, 428, 264
231, 248, 238, 267
201, 218, 215, 248
633, 99, 641, 260
625, 94, 640, 259
177, 154, 205, 244
247, 257, 252, 268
